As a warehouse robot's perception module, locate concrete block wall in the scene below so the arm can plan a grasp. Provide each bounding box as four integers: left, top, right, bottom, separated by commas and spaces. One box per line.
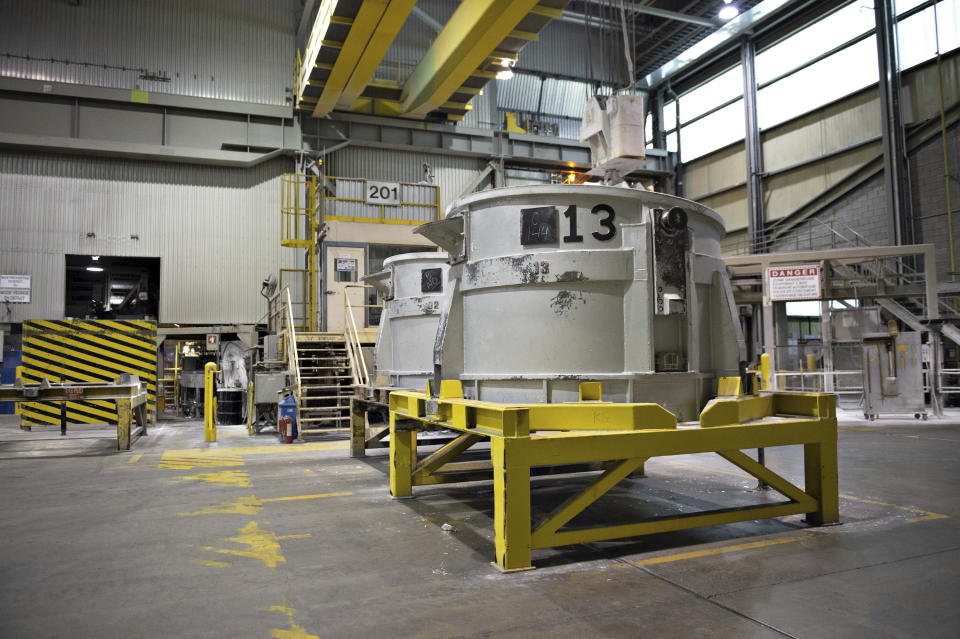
769, 121, 959, 281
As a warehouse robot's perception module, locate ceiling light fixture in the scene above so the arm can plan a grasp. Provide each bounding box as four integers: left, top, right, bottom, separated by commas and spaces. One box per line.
91, 255, 100, 261
86, 266, 104, 272
496, 58, 515, 80
718, 1, 739, 21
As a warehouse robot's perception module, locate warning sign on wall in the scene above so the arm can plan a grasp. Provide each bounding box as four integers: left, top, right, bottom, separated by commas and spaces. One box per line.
766, 265, 821, 301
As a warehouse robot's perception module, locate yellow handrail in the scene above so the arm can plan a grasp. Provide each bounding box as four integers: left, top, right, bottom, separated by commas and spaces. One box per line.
267, 286, 303, 416
344, 284, 378, 388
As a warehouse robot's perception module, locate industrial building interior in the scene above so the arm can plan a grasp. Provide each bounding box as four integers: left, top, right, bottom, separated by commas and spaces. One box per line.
1, 0, 958, 636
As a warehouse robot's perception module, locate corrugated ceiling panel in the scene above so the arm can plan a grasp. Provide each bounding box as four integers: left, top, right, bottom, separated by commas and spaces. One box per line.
0, 0, 296, 106
0, 151, 297, 323
516, 20, 625, 85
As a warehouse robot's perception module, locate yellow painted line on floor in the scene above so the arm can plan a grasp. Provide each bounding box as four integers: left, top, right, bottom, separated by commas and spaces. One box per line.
177, 470, 252, 487
635, 533, 813, 566
840, 494, 950, 523
211, 521, 286, 568
267, 605, 320, 639
180, 491, 352, 516
260, 492, 352, 503
192, 559, 230, 568
158, 442, 348, 470
664, 460, 950, 524
276, 533, 313, 540
127, 453, 143, 464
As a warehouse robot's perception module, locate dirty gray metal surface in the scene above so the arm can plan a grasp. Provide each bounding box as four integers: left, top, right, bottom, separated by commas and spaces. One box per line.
366, 252, 449, 390
420, 185, 744, 419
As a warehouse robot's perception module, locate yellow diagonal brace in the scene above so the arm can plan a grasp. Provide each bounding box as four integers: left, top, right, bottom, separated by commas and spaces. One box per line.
531, 457, 645, 548
312, 1, 391, 118
336, 0, 418, 109
413, 432, 484, 482
401, 0, 541, 118
716, 450, 817, 507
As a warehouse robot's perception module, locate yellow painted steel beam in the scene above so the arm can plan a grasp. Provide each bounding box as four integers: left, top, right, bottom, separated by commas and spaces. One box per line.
311, 1, 391, 117
336, 0, 418, 109
297, 1, 341, 98
508, 29, 539, 41
529, 5, 563, 18
401, 0, 541, 118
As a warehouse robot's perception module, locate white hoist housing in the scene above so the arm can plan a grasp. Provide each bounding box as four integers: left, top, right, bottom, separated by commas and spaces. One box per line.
580, 94, 646, 176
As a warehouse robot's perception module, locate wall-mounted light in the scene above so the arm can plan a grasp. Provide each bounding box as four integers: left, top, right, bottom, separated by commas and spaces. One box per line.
496, 58, 515, 81
718, 0, 739, 21
91, 255, 100, 261
86, 266, 104, 272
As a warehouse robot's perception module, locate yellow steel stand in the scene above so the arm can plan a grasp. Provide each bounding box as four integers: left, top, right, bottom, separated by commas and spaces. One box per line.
14, 365, 23, 417
204, 362, 218, 443
388, 380, 839, 572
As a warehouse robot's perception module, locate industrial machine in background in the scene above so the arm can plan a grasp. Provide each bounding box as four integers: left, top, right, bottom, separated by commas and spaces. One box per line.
247, 333, 291, 434
862, 324, 926, 420
416, 184, 744, 421
363, 252, 449, 390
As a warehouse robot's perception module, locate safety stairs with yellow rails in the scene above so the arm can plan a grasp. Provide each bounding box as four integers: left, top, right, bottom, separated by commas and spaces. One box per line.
294, 333, 354, 433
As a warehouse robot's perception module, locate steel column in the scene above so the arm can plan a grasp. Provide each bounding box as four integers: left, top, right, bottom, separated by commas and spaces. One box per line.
741, 37, 765, 254
874, 0, 915, 246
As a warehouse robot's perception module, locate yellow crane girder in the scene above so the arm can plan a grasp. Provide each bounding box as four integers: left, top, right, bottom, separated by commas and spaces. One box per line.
400, 0, 541, 119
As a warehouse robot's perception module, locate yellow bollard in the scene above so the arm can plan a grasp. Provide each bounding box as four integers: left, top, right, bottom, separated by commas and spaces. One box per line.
204, 362, 218, 442
759, 353, 771, 391
14, 365, 24, 415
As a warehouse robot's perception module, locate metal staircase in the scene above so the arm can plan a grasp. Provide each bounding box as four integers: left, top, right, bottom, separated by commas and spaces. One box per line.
294, 333, 354, 433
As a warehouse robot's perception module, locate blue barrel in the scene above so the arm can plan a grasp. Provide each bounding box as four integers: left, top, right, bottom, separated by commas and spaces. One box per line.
278, 395, 298, 443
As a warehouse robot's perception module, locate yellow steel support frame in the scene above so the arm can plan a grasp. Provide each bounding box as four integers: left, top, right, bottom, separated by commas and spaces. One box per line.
400, 0, 541, 118
388, 384, 839, 572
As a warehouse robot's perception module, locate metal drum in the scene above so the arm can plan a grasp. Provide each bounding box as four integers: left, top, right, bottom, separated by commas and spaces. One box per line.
365, 252, 449, 389
417, 184, 743, 420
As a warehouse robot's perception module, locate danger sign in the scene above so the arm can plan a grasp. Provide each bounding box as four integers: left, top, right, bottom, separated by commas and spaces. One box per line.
766, 265, 821, 301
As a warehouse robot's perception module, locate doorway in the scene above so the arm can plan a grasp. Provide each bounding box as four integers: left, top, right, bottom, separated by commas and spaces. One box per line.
324, 245, 366, 333
65, 255, 160, 320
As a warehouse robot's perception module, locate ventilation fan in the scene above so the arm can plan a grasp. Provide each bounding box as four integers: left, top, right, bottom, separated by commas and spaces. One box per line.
261, 274, 278, 299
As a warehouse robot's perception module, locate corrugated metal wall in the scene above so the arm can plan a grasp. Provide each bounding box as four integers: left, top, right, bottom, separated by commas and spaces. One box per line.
0, 0, 296, 105
325, 147, 486, 212
0, 151, 298, 324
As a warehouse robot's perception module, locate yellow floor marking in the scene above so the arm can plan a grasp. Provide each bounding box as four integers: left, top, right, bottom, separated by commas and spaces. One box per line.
177, 470, 252, 487
272, 625, 319, 639
303, 469, 317, 476
181, 495, 262, 516
276, 533, 312, 540
212, 521, 286, 568
840, 494, 950, 522
192, 559, 230, 568
268, 605, 320, 639
665, 460, 950, 523
634, 533, 812, 566
127, 454, 143, 464
180, 492, 352, 516
158, 442, 347, 470
260, 492, 352, 503
159, 452, 245, 470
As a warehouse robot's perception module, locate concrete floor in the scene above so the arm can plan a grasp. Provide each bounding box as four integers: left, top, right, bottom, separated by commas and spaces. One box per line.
0, 408, 957, 638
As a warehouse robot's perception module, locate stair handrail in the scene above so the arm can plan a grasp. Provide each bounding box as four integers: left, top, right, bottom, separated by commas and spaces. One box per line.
343, 284, 371, 387
283, 286, 303, 409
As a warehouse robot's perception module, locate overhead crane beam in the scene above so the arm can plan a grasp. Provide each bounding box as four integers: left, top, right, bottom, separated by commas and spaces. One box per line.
335, 0, 418, 110
311, 0, 415, 118
400, 0, 542, 119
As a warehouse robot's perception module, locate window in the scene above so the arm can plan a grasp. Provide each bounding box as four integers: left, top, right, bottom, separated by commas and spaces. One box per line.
679, 99, 745, 161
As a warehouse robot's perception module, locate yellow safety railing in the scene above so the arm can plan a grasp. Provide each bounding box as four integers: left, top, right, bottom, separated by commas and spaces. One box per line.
280, 174, 318, 332
267, 286, 303, 413
322, 176, 440, 226
343, 284, 381, 388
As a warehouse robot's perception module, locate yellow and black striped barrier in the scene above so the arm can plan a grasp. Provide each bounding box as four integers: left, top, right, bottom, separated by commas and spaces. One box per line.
20, 320, 157, 427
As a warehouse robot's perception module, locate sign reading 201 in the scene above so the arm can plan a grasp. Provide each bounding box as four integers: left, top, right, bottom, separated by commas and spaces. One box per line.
520, 204, 616, 245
